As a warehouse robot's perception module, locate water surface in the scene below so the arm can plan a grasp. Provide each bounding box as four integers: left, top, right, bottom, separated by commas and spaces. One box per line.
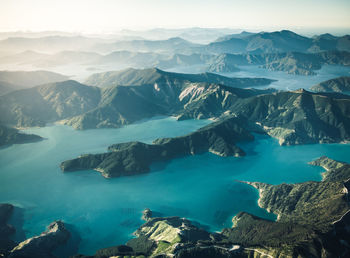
167, 64, 350, 91
1, 117, 350, 255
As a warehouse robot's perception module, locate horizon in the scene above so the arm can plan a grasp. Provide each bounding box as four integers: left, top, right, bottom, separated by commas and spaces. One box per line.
1, 0, 350, 36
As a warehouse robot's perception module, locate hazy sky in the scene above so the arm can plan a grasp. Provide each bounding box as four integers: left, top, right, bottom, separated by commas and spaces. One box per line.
1, 0, 350, 33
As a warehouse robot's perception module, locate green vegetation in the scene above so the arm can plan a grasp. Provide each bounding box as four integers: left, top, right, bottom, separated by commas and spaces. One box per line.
206, 51, 350, 75
311, 76, 350, 93
0, 124, 42, 147
60, 117, 254, 177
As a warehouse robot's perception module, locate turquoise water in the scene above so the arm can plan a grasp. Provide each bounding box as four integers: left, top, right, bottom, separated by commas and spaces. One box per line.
1, 116, 350, 255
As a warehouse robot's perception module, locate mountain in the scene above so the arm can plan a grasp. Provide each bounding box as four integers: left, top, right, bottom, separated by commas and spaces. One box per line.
64, 80, 274, 130
0, 50, 205, 71
91, 37, 201, 54
96, 51, 165, 67
0, 125, 42, 147
60, 88, 350, 177
311, 76, 350, 93
0, 70, 69, 90
119, 27, 240, 44
230, 89, 350, 145
0, 69, 274, 129
84, 67, 274, 88
260, 52, 322, 75
0, 81, 22, 96
2, 69, 349, 147
214, 31, 256, 42
207, 54, 241, 73
223, 156, 350, 257
309, 34, 350, 52
204, 30, 350, 54
156, 53, 211, 69
0, 80, 101, 128
60, 117, 254, 178
206, 50, 350, 75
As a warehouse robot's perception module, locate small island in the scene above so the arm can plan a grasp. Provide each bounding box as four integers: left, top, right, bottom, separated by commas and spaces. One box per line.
0, 125, 43, 147
60, 117, 254, 178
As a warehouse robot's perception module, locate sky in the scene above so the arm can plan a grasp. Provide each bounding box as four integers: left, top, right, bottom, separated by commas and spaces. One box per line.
0, 0, 350, 33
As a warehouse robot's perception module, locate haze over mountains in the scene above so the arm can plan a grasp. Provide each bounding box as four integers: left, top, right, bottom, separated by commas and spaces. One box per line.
0, 29, 349, 83
1, 27, 350, 258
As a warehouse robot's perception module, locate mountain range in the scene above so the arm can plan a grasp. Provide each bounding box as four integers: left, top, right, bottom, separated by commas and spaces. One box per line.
1, 68, 349, 148
207, 50, 350, 75
0, 68, 274, 130
204, 30, 350, 54
311, 76, 350, 93
0, 70, 69, 96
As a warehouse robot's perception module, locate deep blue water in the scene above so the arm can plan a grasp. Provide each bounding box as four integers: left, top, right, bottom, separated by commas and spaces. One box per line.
1, 116, 350, 255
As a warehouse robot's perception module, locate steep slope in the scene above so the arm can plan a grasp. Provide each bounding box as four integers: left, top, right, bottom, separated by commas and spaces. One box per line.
8, 221, 70, 258
311, 76, 350, 93
206, 30, 312, 54
222, 156, 350, 257
0, 69, 274, 129
64, 80, 275, 129
230, 89, 350, 145
0, 80, 101, 128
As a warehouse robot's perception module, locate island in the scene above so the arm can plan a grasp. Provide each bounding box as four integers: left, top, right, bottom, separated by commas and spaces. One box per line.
60, 117, 254, 178
0, 125, 43, 147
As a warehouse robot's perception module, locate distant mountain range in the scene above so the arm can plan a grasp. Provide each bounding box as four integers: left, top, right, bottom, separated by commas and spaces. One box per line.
203, 30, 350, 54
1, 30, 349, 57
1, 39, 349, 78
0, 70, 69, 95
207, 51, 350, 75
311, 76, 350, 93
91, 37, 201, 54
84, 67, 274, 88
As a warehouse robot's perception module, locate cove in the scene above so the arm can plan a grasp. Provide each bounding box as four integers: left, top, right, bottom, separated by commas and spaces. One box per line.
1, 116, 350, 255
